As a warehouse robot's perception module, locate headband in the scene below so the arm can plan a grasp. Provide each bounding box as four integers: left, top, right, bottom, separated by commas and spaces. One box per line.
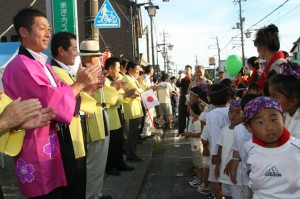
244, 96, 283, 123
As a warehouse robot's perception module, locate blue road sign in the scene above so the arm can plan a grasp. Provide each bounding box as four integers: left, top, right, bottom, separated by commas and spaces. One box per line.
94, 0, 121, 28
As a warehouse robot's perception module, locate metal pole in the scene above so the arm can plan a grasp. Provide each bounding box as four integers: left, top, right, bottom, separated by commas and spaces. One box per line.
146, 26, 150, 63
135, 16, 140, 62
91, 0, 99, 40
163, 31, 166, 73
156, 45, 159, 66
150, 16, 155, 67
216, 36, 221, 71
130, 2, 136, 61
239, 0, 245, 66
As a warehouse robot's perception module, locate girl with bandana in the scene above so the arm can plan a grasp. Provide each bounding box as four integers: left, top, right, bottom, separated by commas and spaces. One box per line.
269, 62, 300, 139
243, 96, 300, 199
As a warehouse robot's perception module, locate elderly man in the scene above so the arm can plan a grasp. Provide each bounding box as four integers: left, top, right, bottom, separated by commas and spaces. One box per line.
2, 8, 100, 199
79, 39, 112, 199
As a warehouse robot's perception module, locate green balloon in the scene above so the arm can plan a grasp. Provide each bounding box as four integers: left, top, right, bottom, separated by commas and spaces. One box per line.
225, 55, 243, 76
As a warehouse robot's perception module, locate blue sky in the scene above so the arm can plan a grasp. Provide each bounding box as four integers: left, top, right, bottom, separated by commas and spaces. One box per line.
138, 0, 300, 72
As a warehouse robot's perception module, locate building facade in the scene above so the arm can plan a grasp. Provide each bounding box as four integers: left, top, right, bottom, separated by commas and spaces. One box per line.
0, 0, 140, 62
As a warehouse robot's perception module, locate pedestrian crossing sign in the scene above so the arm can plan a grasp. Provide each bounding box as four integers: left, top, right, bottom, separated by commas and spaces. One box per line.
94, 0, 121, 28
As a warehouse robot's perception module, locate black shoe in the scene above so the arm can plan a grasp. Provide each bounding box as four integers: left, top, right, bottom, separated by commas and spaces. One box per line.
139, 136, 147, 140
176, 132, 182, 137
98, 195, 112, 199
106, 168, 120, 176
146, 134, 155, 138
118, 164, 135, 171
127, 156, 143, 162
137, 139, 143, 144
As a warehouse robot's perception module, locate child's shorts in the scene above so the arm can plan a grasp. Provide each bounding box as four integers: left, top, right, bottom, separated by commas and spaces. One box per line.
222, 183, 242, 198
240, 185, 253, 199
203, 156, 210, 168
208, 162, 219, 183
192, 149, 204, 168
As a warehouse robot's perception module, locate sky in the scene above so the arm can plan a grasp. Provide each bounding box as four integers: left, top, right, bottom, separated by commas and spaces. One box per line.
138, 0, 300, 73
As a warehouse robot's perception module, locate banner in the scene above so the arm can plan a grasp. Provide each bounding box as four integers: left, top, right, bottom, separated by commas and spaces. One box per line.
53, 0, 76, 34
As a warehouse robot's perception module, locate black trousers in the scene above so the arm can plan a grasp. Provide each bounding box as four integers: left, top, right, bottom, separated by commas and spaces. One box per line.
0, 185, 4, 199
126, 117, 143, 159
106, 128, 125, 171
178, 97, 189, 134
29, 187, 63, 199
57, 115, 87, 199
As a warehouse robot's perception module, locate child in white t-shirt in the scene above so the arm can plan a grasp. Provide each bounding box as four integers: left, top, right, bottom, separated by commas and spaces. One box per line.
183, 102, 204, 188
205, 84, 230, 199
198, 125, 213, 195
184, 84, 209, 188
243, 96, 300, 199
215, 100, 244, 199
230, 94, 259, 199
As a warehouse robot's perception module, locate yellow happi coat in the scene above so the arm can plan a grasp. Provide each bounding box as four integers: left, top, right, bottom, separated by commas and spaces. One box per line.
0, 94, 25, 156
122, 74, 144, 120
53, 66, 97, 158
86, 80, 120, 140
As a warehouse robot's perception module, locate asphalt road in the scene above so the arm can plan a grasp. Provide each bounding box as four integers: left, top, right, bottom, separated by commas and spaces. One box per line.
137, 129, 209, 199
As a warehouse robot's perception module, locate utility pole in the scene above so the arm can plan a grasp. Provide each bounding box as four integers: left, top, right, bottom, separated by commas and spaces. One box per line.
234, 0, 246, 66
145, 26, 150, 63
150, 16, 155, 67
91, 0, 99, 41
195, 55, 198, 66
216, 36, 221, 71
130, 2, 136, 61
163, 31, 166, 72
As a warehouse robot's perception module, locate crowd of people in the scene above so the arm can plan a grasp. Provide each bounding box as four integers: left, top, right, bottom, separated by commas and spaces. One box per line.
176, 23, 300, 199
0, 7, 164, 199
0, 6, 300, 199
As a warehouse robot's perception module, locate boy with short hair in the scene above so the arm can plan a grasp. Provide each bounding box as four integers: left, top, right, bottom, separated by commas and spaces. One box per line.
243, 96, 300, 198
157, 74, 174, 128
206, 84, 230, 199
215, 100, 244, 199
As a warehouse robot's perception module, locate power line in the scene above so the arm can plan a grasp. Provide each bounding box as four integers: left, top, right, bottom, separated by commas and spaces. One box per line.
245, 0, 290, 31
221, 0, 290, 53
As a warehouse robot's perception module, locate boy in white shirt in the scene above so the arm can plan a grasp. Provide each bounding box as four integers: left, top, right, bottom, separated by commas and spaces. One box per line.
206, 84, 230, 199
157, 74, 174, 128
243, 96, 300, 199
183, 102, 204, 188
183, 85, 208, 187
215, 100, 244, 199
230, 94, 259, 199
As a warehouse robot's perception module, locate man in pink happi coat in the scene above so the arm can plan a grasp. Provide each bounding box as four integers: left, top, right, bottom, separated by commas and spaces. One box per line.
2, 8, 102, 199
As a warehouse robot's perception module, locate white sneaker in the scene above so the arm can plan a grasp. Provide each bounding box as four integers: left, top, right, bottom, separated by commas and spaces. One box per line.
189, 178, 203, 188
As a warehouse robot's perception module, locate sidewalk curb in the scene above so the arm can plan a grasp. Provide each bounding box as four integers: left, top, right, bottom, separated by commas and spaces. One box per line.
122, 142, 153, 199
102, 140, 154, 199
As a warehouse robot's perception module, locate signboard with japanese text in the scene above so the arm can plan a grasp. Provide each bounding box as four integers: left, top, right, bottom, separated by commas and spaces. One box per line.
52, 0, 76, 34
94, 0, 121, 28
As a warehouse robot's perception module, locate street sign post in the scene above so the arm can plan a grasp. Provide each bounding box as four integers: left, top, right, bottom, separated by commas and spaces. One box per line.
94, 0, 121, 28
